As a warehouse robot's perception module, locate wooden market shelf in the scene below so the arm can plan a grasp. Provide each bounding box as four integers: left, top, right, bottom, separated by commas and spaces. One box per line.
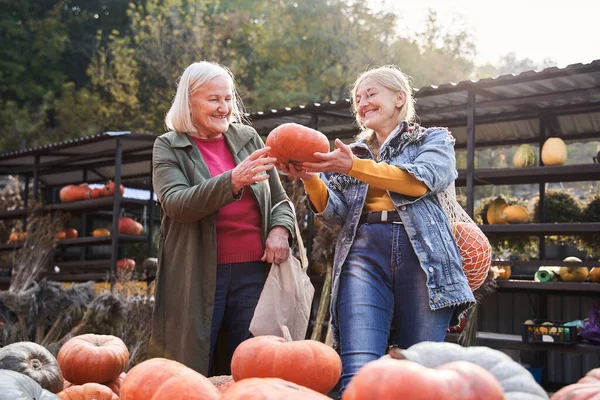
445, 331, 600, 355
492, 260, 600, 268
480, 222, 600, 236
456, 163, 600, 187
0, 234, 148, 252
496, 279, 600, 294
57, 234, 147, 247
0, 197, 150, 220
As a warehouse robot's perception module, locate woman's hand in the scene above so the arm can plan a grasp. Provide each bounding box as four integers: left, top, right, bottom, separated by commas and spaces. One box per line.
261, 226, 290, 264
278, 162, 316, 181
302, 139, 354, 174
231, 147, 277, 194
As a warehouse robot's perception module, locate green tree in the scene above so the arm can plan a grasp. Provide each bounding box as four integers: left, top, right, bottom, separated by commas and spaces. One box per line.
0, 0, 69, 104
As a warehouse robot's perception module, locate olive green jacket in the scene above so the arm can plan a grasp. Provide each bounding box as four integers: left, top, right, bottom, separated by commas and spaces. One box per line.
148, 123, 295, 375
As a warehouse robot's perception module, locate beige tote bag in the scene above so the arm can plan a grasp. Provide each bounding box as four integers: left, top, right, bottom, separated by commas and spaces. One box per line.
249, 199, 315, 340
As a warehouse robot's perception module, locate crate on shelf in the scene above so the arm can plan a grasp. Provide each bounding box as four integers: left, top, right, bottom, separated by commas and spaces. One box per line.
522, 320, 581, 345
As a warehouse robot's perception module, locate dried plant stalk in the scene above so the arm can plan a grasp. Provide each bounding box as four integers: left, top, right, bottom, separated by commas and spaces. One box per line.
310, 262, 332, 342
9, 205, 66, 292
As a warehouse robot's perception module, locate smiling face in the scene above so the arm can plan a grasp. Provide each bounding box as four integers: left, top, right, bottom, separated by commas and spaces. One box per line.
189, 74, 233, 138
354, 77, 406, 137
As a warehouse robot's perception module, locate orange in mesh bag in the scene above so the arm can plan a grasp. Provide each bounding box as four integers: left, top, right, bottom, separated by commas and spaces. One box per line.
437, 182, 492, 291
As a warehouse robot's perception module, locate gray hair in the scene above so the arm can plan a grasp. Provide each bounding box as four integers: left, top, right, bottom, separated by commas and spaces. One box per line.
164, 61, 247, 133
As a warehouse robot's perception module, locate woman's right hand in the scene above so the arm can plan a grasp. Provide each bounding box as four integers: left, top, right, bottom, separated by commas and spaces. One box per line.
231, 147, 277, 194
278, 162, 316, 181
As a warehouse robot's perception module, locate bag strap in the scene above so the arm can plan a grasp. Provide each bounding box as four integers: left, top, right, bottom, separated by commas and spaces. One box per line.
272, 199, 309, 271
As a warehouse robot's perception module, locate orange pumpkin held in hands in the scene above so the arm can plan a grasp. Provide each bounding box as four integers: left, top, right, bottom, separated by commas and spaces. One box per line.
266, 123, 330, 167
119, 358, 220, 400
57, 334, 129, 385
57, 382, 118, 400
342, 359, 504, 400
231, 326, 341, 394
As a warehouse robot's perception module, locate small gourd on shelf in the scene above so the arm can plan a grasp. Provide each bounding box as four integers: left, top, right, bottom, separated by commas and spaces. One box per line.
541, 137, 567, 166
512, 144, 537, 168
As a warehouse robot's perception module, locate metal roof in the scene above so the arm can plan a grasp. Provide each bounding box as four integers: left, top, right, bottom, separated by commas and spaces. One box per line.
249, 59, 600, 147
0, 132, 157, 189
1, 59, 599, 188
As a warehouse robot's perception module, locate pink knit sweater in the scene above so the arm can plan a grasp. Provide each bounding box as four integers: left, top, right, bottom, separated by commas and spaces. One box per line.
192, 136, 264, 264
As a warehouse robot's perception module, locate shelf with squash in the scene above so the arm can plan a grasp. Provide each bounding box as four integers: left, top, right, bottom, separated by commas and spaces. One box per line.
0, 196, 151, 220
456, 136, 600, 186
1, 217, 149, 252
444, 331, 600, 355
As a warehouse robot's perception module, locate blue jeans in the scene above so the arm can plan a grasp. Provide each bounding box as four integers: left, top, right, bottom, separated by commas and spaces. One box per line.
337, 223, 455, 393
208, 261, 265, 372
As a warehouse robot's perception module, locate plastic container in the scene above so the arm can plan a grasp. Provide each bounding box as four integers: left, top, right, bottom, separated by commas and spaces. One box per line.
522, 320, 579, 344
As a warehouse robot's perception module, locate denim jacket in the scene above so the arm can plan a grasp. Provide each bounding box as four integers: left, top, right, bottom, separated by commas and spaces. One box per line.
314, 122, 476, 348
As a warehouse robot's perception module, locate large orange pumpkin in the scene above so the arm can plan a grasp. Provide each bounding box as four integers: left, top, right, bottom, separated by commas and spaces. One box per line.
102, 372, 125, 396
452, 223, 492, 290
208, 375, 235, 393
342, 359, 504, 400
57, 382, 118, 400
231, 326, 341, 394
220, 377, 331, 400
57, 334, 129, 385
265, 123, 330, 166
119, 358, 220, 400
551, 367, 600, 400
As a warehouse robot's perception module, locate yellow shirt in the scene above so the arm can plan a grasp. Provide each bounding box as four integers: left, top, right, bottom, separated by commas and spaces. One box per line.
303, 157, 428, 214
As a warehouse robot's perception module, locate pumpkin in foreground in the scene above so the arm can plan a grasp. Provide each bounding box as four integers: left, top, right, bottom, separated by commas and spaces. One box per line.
220, 377, 331, 400
551, 367, 600, 400
57, 334, 129, 385
342, 358, 504, 400
231, 326, 342, 394
208, 375, 235, 392
265, 123, 330, 166
0, 369, 59, 400
0, 341, 64, 393
388, 341, 548, 399
119, 357, 219, 400
57, 382, 118, 400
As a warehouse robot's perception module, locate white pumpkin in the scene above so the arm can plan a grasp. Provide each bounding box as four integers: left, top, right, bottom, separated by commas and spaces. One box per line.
384, 341, 549, 400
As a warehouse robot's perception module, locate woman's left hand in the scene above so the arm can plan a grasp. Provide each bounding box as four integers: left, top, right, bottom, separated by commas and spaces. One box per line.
261, 226, 290, 264
302, 138, 354, 174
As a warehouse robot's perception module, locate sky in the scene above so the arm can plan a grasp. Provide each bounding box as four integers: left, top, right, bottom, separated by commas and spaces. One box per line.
371, 0, 600, 68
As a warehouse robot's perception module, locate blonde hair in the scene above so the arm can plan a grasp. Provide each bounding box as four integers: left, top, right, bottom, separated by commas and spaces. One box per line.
351, 65, 416, 142
165, 61, 247, 133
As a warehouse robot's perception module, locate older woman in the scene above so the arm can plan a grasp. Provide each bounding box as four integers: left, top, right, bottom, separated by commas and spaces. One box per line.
282, 65, 476, 393
150, 61, 295, 375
